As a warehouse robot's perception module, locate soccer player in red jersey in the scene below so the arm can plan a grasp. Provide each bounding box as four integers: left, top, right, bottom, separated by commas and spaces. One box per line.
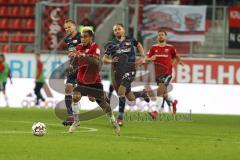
68, 29, 120, 135
146, 29, 184, 117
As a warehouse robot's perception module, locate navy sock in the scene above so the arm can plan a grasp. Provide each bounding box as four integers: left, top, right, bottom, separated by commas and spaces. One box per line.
118, 97, 126, 119
65, 95, 73, 116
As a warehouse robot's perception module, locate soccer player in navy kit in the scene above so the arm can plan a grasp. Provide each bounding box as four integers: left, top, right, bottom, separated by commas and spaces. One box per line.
103, 23, 149, 126
63, 19, 81, 126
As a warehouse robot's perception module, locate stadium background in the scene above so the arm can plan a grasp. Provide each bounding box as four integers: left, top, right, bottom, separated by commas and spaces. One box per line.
0, 0, 240, 115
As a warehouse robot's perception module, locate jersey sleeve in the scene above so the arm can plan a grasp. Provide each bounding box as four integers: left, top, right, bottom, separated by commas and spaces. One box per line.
171, 46, 177, 58
104, 41, 113, 56
131, 37, 139, 47
147, 47, 154, 58
92, 44, 101, 58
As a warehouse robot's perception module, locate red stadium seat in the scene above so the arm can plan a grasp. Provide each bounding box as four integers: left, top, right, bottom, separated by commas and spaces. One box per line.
11, 32, 22, 42
12, 19, 22, 29
0, 32, 9, 42
15, 45, 26, 53
1, 44, 9, 53
27, 34, 35, 43
0, 19, 8, 29
26, 19, 35, 29
22, 0, 35, 5
9, 0, 18, 4
24, 7, 34, 17
0, 6, 8, 16
11, 6, 21, 17
0, 0, 7, 4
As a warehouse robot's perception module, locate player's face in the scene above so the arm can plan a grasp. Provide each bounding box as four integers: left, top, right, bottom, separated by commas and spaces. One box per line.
158, 32, 166, 43
81, 33, 92, 46
113, 25, 125, 38
64, 22, 76, 35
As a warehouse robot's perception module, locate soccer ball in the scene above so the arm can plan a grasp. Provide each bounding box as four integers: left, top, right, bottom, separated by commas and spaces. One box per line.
32, 122, 47, 136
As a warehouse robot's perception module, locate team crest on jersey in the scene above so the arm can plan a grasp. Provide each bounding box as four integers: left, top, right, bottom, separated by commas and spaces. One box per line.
125, 42, 131, 46
165, 48, 169, 53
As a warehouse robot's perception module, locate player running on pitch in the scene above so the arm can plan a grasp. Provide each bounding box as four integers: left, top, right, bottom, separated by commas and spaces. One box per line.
68, 28, 120, 135
0, 54, 12, 107
146, 29, 184, 118
103, 23, 150, 126
63, 19, 81, 126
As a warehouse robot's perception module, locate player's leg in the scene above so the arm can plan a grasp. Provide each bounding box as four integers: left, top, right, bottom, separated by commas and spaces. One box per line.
34, 82, 43, 105
94, 84, 120, 135
65, 83, 74, 116
69, 89, 81, 133
117, 96, 126, 126
2, 82, 9, 107
108, 83, 114, 99
132, 90, 150, 103
38, 82, 45, 102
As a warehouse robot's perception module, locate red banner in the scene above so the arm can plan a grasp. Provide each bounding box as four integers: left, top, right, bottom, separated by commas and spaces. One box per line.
173, 59, 240, 84
228, 6, 240, 28
41, 5, 69, 51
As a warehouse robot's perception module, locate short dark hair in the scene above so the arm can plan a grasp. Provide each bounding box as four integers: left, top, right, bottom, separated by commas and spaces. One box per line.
64, 19, 76, 25
158, 29, 167, 36
113, 23, 124, 29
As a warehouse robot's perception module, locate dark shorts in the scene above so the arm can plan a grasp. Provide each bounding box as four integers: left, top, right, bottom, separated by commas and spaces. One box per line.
66, 68, 78, 84
73, 83, 106, 104
114, 70, 136, 95
156, 74, 172, 86
0, 82, 6, 91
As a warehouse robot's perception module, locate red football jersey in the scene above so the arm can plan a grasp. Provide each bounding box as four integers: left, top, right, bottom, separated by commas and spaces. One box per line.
147, 44, 177, 76
0, 63, 4, 72
75, 42, 101, 84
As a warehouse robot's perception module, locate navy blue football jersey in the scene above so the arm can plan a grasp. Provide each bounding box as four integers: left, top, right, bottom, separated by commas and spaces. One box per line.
64, 32, 81, 51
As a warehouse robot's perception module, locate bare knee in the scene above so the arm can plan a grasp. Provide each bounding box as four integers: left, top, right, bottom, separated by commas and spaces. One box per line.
65, 84, 73, 95
118, 85, 126, 97
157, 83, 166, 96
126, 92, 135, 101
73, 91, 81, 103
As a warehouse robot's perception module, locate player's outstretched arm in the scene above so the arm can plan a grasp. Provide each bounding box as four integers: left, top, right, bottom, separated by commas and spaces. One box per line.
102, 54, 118, 64
145, 55, 156, 62
137, 43, 145, 58
81, 55, 99, 65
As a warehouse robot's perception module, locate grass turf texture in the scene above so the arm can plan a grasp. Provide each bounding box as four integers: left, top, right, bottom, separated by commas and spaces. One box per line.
0, 108, 240, 160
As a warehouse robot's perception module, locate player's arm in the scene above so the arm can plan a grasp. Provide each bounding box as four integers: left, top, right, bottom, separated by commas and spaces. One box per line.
102, 54, 119, 64
136, 42, 145, 58
145, 47, 156, 62
171, 46, 184, 66
8, 68, 13, 84
36, 60, 43, 80
172, 55, 184, 66
80, 54, 99, 65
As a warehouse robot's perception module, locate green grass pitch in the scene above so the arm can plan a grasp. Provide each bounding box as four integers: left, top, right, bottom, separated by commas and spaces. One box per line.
0, 108, 240, 160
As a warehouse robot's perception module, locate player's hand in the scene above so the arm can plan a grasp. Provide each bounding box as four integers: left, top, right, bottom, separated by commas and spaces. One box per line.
179, 60, 185, 66
111, 57, 119, 63
150, 55, 157, 61
68, 51, 76, 57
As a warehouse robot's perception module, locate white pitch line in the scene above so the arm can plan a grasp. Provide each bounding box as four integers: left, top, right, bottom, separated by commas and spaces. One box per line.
0, 120, 98, 133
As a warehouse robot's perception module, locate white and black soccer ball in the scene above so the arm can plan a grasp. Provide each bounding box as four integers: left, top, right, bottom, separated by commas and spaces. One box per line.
32, 122, 47, 136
